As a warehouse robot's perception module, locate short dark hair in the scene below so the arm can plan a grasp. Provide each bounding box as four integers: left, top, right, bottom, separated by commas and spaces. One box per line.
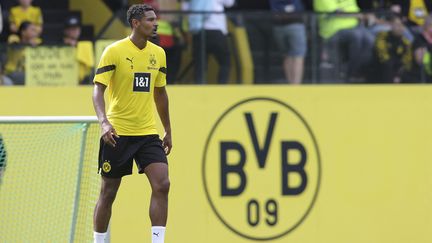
18, 21, 32, 36
127, 4, 155, 27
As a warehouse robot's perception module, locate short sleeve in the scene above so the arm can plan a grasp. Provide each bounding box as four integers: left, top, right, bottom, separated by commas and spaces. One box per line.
35, 7, 43, 25
9, 7, 17, 25
155, 48, 167, 87
93, 46, 117, 86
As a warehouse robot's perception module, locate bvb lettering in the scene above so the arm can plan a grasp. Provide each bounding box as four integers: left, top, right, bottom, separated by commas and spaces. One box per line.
203, 97, 320, 240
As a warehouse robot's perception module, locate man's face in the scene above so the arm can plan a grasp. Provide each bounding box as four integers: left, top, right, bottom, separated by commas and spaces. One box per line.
22, 24, 38, 40
65, 26, 81, 40
134, 10, 158, 39
19, 0, 32, 7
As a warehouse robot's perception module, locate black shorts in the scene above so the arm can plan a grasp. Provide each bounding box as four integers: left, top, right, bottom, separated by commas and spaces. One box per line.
98, 135, 167, 178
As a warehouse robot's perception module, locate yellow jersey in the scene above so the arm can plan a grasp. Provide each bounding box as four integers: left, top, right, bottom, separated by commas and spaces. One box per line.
93, 37, 167, 136
9, 6, 43, 28
314, 0, 360, 39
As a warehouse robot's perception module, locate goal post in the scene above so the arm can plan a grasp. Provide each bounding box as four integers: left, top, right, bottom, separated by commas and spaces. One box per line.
0, 116, 101, 243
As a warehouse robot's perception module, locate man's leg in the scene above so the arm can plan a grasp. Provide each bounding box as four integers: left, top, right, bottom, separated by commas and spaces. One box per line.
207, 30, 231, 84
285, 56, 304, 84
192, 31, 206, 84
145, 162, 170, 243
93, 176, 122, 242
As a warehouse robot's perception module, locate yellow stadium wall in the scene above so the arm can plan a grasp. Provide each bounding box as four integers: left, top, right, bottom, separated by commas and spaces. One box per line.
1, 86, 432, 243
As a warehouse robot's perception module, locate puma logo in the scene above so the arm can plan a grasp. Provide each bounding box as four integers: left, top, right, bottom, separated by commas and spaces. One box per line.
126, 57, 134, 64
153, 232, 160, 237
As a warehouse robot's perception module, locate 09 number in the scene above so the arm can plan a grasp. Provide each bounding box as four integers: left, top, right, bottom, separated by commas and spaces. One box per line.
247, 199, 278, 227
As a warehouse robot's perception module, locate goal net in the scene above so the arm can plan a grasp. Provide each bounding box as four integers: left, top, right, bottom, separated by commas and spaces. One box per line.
0, 116, 101, 243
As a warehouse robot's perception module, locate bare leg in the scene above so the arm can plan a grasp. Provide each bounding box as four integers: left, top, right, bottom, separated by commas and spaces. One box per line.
145, 163, 170, 226
93, 176, 122, 232
283, 57, 292, 83
284, 56, 304, 84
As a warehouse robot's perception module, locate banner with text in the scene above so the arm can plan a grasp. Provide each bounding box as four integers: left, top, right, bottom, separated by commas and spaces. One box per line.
25, 46, 78, 86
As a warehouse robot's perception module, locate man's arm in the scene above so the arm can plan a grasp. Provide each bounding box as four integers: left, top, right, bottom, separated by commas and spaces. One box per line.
154, 86, 172, 155
93, 82, 118, 147
0, 5, 3, 34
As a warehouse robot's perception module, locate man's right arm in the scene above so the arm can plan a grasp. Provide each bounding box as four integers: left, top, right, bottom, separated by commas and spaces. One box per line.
93, 82, 118, 147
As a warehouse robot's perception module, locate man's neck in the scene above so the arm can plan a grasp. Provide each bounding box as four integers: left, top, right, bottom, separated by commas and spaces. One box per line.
129, 32, 148, 50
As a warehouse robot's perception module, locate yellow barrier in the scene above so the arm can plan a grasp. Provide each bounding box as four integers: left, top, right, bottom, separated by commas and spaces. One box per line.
0, 85, 431, 243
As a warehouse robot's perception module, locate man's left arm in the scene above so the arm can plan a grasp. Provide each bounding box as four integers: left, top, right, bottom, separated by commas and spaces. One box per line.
154, 86, 172, 155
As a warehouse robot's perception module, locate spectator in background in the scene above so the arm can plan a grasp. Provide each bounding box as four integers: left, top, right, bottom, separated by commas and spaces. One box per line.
9, 0, 43, 35
358, 1, 399, 34
392, 0, 432, 34
7, 20, 40, 45
423, 48, 432, 79
405, 15, 432, 83
62, 16, 81, 47
358, 0, 416, 44
270, 0, 307, 84
0, 62, 14, 86
367, 15, 412, 83
314, 0, 375, 82
61, 16, 95, 85
0, 4, 3, 34
187, 0, 235, 84
4, 21, 41, 85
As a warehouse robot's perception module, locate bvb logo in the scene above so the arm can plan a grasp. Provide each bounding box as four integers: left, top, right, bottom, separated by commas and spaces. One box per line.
102, 161, 111, 173
149, 54, 157, 66
202, 97, 321, 240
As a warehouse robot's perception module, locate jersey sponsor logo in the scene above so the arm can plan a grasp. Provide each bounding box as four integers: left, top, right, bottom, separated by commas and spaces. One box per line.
126, 57, 134, 69
102, 161, 111, 173
202, 97, 321, 240
133, 72, 151, 92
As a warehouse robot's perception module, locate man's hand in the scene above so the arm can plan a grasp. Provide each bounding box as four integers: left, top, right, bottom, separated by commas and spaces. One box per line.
162, 131, 172, 155
101, 120, 119, 147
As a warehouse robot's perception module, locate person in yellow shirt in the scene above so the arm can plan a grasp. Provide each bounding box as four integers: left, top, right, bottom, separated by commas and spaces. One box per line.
314, 0, 374, 82
92, 4, 172, 243
5, 21, 41, 85
9, 0, 43, 35
61, 16, 95, 84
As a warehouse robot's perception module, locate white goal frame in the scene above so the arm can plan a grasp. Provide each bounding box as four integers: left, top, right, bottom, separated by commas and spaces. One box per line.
0, 116, 99, 243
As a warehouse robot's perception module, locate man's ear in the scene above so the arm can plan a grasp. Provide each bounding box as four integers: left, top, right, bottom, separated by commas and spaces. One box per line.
131, 18, 140, 28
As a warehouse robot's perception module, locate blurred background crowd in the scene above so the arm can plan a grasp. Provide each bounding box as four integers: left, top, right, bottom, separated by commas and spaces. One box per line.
1, 0, 432, 85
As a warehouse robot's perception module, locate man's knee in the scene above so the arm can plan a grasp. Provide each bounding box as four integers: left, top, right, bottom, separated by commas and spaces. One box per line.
100, 185, 119, 203
153, 178, 170, 194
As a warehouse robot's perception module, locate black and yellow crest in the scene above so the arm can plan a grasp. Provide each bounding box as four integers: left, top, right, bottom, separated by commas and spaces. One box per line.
102, 161, 111, 173
149, 54, 157, 66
